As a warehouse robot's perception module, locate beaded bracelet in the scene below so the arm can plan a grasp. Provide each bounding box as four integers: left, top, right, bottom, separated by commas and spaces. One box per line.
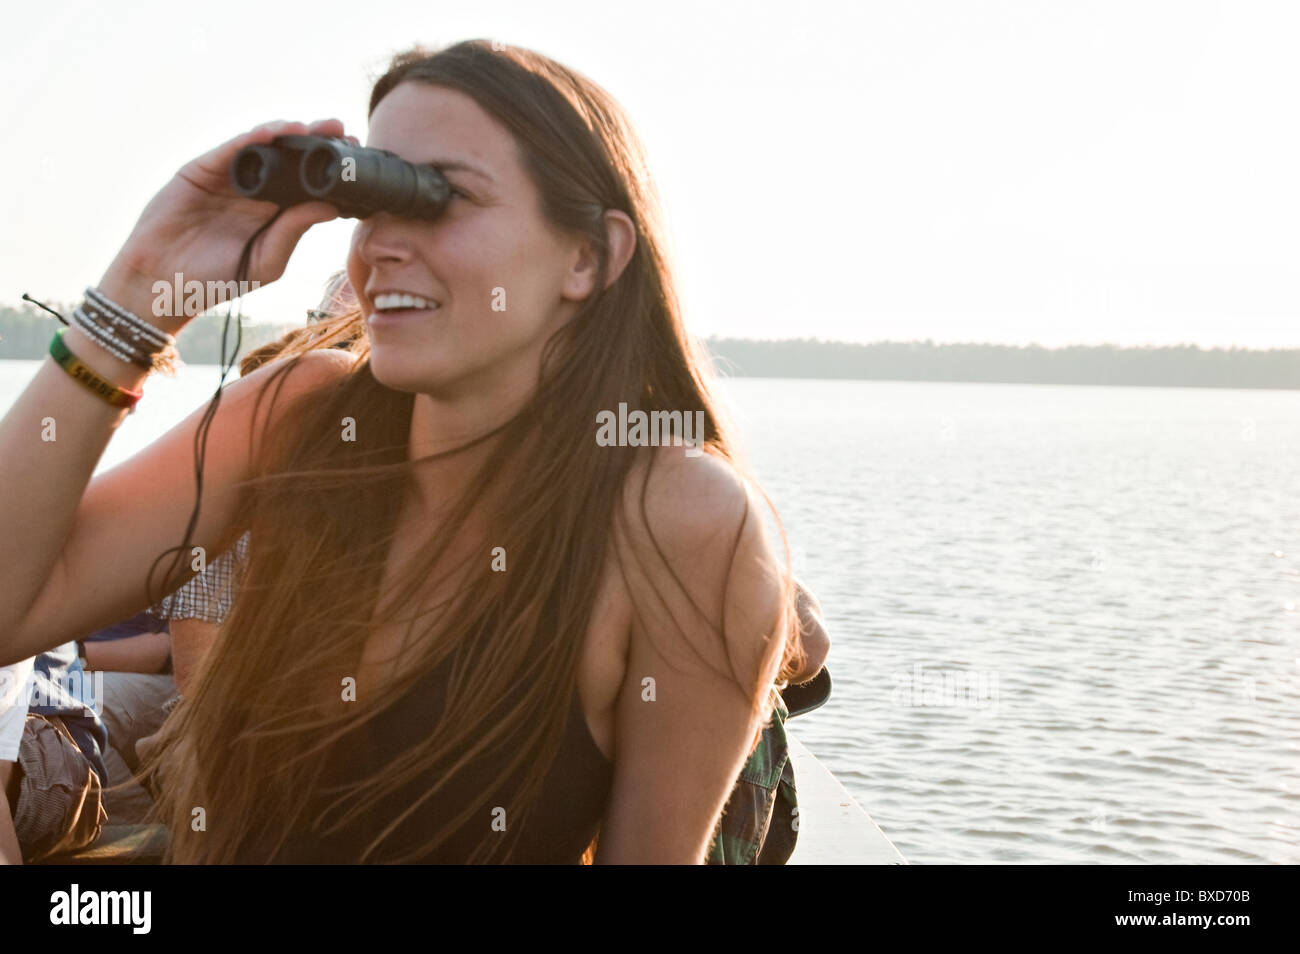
48, 328, 144, 410
72, 305, 144, 369
73, 302, 179, 373
85, 286, 174, 350
76, 289, 181, 374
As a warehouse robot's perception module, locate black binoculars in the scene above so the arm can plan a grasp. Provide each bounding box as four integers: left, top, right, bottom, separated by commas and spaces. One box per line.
230, 135, 451, 220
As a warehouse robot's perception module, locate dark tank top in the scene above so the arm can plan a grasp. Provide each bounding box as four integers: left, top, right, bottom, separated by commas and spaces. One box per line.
269, 654, 614, 864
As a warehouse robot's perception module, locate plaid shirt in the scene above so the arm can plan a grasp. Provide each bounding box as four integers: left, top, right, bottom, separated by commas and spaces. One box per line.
704, 668, 832, 864
151, 532, 250, 623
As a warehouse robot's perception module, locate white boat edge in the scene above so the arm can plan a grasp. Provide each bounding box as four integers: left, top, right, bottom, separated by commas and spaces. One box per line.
785, 730, 907, 865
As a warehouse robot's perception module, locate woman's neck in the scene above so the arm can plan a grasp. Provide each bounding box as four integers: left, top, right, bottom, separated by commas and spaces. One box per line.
404, 383, 529, 513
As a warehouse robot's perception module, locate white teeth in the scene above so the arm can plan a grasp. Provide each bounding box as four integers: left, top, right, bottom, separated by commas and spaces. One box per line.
373, 292, 437, 311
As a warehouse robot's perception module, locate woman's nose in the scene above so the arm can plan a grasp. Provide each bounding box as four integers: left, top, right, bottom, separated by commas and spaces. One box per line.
354, 213, 416, 266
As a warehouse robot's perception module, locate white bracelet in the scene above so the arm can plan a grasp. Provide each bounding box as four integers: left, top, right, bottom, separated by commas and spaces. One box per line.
71, 306, 143, 368
84, 286, 175, 349
76, 291, 182, 375
82, 299, 166, 351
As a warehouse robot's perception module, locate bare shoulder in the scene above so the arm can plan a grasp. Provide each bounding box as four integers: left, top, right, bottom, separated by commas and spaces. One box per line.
619, 443, 755, 555
299, 345, 363, 373
234, 346, 361, 435
617, 444, 785, 679
250, 345, 361, 389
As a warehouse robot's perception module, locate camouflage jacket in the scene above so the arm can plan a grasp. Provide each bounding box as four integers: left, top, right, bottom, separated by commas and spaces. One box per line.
705, 667, 831, 865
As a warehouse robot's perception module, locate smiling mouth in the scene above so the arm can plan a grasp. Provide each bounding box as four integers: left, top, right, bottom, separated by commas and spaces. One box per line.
371, 292, 440, 312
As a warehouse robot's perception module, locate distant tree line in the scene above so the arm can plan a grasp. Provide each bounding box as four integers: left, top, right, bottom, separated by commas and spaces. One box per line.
0, 302, 297, 366
706, 337, 1300, 390
4, 302, 1298, 389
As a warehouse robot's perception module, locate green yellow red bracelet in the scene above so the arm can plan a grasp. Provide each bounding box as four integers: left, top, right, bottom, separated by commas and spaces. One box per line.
48, 328, 144, 410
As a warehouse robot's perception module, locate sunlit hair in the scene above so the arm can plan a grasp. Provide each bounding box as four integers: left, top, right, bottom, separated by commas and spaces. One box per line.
143, 38, 805, 863
304, 269, 355, 324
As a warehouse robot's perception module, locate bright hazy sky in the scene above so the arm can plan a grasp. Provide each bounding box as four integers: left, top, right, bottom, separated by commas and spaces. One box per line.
2, 0, 1297, 348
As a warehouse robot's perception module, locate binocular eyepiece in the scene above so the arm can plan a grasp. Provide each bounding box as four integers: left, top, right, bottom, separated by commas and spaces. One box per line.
230, 135, 451, 220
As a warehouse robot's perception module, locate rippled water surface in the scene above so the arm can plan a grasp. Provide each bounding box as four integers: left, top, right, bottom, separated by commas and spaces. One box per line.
719, 376, 1300, 864
3, 362, 1296, 863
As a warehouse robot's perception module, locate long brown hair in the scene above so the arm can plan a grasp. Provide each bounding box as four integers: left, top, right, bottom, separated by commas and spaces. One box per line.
145, 39, 805, 863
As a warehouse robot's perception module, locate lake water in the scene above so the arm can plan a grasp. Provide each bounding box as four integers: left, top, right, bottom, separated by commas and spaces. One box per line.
2, 360, 1297, 864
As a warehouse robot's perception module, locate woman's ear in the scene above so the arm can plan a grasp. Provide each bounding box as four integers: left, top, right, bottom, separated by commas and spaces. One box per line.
600, 210, 637, 290
564, 210, 638, 300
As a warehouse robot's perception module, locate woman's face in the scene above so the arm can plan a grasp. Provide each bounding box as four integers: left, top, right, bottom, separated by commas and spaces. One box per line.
348, 81, 592, 400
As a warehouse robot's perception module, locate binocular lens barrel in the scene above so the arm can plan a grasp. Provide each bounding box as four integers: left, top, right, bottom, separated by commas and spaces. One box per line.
232, 147, 273, 192
231, 144, 315, 208
230, 135, 451, 220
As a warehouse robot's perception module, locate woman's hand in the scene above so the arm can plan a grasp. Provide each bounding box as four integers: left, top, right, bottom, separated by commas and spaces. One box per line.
790, 577, 830, 683
96, 118, 359, 326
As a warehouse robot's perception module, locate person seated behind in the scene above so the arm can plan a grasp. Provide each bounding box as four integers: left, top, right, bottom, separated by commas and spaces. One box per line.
79, 610, 176, 825
0, 647, 109, 863
81, 612, 172, 674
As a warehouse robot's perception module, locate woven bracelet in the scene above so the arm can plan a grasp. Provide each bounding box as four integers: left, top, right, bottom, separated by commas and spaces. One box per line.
76, 293, 181, 375
48, 328, 143, 410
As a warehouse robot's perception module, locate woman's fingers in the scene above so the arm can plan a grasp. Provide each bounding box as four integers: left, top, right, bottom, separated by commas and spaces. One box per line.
305, 117, 346, 139
185, 120, 296, 184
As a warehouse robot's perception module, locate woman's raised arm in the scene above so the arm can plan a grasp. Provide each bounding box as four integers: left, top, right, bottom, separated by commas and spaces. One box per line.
0, 340, 355, 667
0, 118, 354, 665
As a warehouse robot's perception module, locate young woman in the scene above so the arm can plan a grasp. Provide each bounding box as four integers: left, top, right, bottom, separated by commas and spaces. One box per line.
0, 39, 809, 863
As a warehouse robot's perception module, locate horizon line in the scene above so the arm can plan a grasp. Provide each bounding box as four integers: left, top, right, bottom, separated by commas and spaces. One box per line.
4, 302, 1299, 353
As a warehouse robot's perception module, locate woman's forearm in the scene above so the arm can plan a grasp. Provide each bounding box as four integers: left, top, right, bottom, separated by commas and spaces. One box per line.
83, 629, 172, 674
0, 273, 154, 642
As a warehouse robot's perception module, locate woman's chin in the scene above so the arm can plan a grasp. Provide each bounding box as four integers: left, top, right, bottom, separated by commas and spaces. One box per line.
368, 353, 455, 396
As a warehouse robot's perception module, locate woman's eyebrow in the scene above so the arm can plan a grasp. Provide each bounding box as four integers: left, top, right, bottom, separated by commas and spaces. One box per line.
428, 159, 494, 182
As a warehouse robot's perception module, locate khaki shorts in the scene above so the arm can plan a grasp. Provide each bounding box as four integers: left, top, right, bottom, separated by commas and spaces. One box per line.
12, 713, 107, 862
